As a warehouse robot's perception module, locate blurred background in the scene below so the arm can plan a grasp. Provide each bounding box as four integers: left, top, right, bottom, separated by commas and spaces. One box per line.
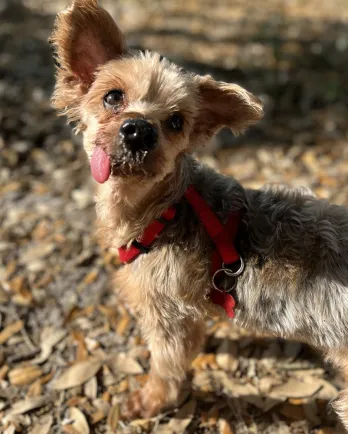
1, 0, 348, 433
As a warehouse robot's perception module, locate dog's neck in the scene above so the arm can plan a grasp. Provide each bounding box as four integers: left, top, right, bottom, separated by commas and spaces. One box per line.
95, 154, 193, 248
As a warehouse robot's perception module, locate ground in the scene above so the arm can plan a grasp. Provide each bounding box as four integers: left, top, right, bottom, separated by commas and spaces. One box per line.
1, 0, 348, 433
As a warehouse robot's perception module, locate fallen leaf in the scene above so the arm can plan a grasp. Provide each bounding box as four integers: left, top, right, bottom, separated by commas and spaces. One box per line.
27, 380, 42, 397
66, 397, 87, 407
293, 377, 338, 401
28, 415, 53, 434
51, 358, 102, 390
84, 376, 98, 400
314, 428, 336, 434
4, 425, 16, 434
72, 331, 88, 362
92, 398, 111, 416
107, 404, 120, 431
109, 378, 129, 394
83, 270, 98, 285
32, 327, 67, 364
212, 371, 259, 398
269, 378, 322, 399
130, 419, 153, 429
5, 396, 50, 419
192, 353, 218, 370
167, 400, 196, 433
90, 410, 106, 425
69, 407, 90, 434
9, 365, 43, 386
216, 340, 239, 372
116, 314, 131, 336
279, 402, 306, 420
201, 407, 219, 427
219, 419, 235, 434
63, 426, 82, 434
0, 320, 23, 345
192, 371, 214, 393
0, 365, 9, 380
108, 353, 143, 375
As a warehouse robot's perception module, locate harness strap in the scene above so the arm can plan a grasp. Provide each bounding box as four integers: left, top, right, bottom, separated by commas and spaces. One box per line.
118, 206, 177, 263
117, 185, 243, 319
184, 185, 240, 267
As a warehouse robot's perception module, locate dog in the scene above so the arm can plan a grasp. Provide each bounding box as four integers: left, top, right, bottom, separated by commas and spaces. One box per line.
50, 0, 348, 428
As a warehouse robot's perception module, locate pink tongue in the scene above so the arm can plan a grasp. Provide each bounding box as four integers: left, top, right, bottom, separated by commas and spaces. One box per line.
90, 147, 111, 183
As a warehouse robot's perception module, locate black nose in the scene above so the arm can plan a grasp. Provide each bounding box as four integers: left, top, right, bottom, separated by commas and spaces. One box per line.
119, 119, 158, 151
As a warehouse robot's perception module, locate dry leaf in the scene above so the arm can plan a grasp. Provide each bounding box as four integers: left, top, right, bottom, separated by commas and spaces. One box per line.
279, 402, 306, 420
66, 397, 87, 407
0, 365, 9, 380
72, 331, 88, 362
4, 425, 16, 434
9, 365, 43, 386
28, 415, 53, 434
216, 340, 239, 372
31, 327, 67, 364
269, 378, 322, 399
219, 419, 235, 434
83, 270, 98, 285
167, 400, 196, 433
0, 320, 23, 345
315, 379, 338, 400
192, 371, 214, 393
63, 426, 82, 434
292, 376, 338, 401
84, 376, 98, 400
5, 396, 49, 419
27, 380, 43, 397
108, 353, 143, 375
107, 404, 120, 431
51, 358, 102, 390
314, 428, 336, 434
201, 407, 219, 427
92, 398, 111, 416
129, 419, 152, 430
91, 410, 106, 425
69, 407, 90, 434
192, 353, 218, 370
212, 371, 259, 397
116, 314, 131, 336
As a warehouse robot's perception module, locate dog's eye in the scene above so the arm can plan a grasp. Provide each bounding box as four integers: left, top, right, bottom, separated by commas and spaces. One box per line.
167, 113, 183, 131
103, 89, 124, 109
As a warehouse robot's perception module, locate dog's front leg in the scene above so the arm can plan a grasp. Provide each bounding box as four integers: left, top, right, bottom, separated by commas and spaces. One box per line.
125, 316, 205, 419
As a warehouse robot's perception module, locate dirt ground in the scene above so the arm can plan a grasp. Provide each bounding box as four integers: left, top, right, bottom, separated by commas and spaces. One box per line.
1, 0, 348, 433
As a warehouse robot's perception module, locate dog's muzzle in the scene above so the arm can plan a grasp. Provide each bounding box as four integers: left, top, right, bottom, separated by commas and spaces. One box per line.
119, 119, 158, 152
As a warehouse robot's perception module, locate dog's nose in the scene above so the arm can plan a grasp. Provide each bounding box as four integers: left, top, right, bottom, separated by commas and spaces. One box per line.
119, 119, 158, 151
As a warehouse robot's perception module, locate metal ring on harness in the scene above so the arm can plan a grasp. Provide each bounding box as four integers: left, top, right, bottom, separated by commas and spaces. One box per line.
212, 268, 237, 293
223, 257, 244, 277
211, 258, 244, 293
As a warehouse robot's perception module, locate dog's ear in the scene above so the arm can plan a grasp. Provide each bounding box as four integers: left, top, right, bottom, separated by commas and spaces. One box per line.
50, 0, 127, 126
51, 0, 126, 85
191, 76, 263, 145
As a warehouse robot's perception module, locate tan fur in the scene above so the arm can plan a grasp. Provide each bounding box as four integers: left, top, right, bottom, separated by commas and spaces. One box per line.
51, 1, 348, 429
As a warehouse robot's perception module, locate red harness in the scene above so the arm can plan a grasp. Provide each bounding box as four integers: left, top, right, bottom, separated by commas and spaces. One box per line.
118, 185, 243, 318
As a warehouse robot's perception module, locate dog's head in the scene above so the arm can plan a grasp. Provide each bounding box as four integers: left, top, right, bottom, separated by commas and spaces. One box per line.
51, 0, 263, 184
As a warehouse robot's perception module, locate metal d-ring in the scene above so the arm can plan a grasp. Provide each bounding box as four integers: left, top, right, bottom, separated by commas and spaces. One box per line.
212, 268, 237, 293
211, 257, 244, 293
223, 257, 244, 277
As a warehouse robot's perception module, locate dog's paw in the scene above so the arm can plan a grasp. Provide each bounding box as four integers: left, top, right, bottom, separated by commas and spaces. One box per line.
124, 390, 163, 419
